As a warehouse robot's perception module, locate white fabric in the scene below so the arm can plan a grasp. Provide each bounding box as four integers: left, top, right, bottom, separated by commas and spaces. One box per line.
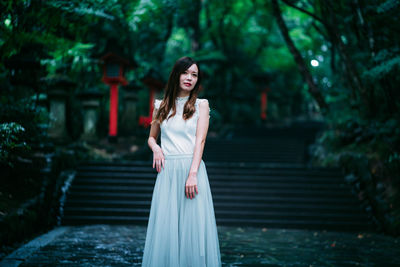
154, 96, 210, 156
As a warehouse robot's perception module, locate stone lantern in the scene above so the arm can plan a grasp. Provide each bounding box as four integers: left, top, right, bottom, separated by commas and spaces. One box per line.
78, 88, 104, 142
4, 47, 46, 113
43, 74, 75, 142
4, 43, 47, 87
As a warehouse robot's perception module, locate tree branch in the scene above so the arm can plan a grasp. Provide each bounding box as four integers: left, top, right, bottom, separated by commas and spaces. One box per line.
280, 0, 324, 24
271, 0, 328, 112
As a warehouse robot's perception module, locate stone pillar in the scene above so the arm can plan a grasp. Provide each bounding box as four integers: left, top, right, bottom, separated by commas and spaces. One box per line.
48, 88, 69, 140
121, 90, 138, 135
78, 89, 104, 142
121, 83, 140, 136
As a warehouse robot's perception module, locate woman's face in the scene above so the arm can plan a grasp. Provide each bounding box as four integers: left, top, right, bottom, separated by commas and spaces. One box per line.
179, 64, 198, 93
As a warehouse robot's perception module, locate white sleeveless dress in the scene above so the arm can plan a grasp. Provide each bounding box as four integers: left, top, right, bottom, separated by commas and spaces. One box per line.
141, 95, 221, 267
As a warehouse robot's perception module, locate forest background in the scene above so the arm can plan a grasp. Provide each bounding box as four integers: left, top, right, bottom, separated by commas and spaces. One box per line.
0, 0, 399, 251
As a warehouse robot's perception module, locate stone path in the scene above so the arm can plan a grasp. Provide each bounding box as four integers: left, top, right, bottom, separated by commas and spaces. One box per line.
1, 225, 399, 266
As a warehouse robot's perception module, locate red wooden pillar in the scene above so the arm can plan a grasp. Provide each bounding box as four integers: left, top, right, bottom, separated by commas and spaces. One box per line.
148, 87, 155, 116
252, 72, 270, 122
109, 83, 119, 136
260, 88, 269, 120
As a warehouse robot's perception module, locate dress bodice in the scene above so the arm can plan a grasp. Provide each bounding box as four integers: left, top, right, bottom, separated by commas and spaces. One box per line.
154, 96, 209, 156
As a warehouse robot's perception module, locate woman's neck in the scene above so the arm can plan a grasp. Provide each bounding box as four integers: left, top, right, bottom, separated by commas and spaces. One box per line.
177, 91, 190, 98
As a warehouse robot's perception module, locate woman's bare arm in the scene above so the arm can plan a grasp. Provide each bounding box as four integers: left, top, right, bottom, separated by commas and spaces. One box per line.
148, 108, 164, 172
186, 99, 210, 199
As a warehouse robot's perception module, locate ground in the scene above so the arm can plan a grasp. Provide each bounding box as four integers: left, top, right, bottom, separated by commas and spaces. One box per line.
1, 224, 399, 266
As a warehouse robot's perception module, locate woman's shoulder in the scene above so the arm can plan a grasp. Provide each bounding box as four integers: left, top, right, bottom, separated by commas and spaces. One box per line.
154, 99, 162, 109
196, 98, 210, 109
196, 98, 211, 116
196, 98, 209, 105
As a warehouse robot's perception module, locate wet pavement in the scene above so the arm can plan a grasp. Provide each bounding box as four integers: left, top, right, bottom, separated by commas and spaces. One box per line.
1, 224, 399, 267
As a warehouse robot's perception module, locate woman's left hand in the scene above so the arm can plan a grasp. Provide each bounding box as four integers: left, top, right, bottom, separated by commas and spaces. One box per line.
185, 172, 198, 199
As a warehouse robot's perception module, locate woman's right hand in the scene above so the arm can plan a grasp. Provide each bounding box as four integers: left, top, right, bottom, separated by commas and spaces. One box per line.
152, 146, 165, 173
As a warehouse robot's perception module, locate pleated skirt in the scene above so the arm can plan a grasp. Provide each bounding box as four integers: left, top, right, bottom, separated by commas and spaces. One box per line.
141, 154, 221, 267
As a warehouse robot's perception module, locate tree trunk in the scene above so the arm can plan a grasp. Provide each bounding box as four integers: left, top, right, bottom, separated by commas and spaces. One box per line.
271, 0, 329, 113
321, 1, 370, 110
189, 0, 201, 52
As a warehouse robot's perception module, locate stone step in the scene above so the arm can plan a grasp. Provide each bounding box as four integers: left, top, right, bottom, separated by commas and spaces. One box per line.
206, 148, 303, 151
63, 202, 367, 218
62, 215, 149, 225
66, 191, 361, 204
204, 154, 304, 158
72, 178, 349, 188
77, 162, 342, 173
67, 185, 357, 198
75, 170, 344, 179
74, 171, 345, 180
63, 207, 367, 221
214, 218, 373, 231
203, 138, 308, 163
64, 199, 364, 213
61, 215, 373, 231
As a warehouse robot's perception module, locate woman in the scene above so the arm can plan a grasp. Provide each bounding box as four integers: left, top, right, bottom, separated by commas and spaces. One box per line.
141, 56, 221, 267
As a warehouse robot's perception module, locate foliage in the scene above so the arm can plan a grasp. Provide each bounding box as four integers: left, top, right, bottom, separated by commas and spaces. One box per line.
1, 0, 400, 234
0, 91, 48, 166
363, 53, 400, 81
338, 152, 400, 235
270, 0, 400, 235
0, 122, 30, 167
0, 0, 321, 130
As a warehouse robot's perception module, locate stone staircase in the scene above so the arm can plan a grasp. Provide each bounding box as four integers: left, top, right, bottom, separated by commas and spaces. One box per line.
62, 124, 375, 232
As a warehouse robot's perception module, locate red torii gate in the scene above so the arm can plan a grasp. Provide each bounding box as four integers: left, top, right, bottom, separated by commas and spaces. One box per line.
100, 52, 132, 142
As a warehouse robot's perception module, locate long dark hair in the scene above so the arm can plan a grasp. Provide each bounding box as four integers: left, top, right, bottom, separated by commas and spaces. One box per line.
152, 56, 202, 124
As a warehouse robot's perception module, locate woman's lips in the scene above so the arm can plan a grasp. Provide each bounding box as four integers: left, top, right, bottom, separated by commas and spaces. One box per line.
184, 83, 191, 86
